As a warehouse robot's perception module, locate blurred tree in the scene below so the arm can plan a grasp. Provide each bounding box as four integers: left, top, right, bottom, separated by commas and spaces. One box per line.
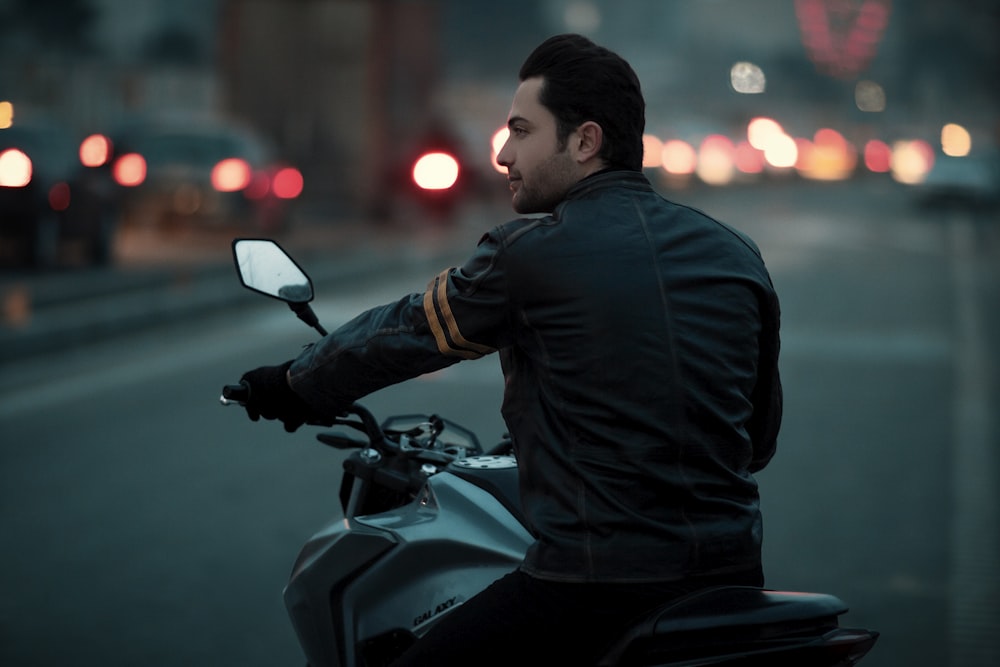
0, 0, 99, 56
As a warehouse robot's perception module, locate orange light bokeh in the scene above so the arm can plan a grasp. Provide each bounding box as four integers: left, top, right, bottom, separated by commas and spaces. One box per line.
79, 134, 112, 168
212, 158, 252, 192
0, 148, 32, 187
113, 153, 146, 187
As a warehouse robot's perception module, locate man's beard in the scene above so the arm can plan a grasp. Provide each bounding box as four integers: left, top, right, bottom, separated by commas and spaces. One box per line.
511, 148, 576, 214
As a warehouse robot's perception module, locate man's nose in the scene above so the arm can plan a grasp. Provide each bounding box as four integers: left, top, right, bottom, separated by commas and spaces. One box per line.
496, 140, 512, 168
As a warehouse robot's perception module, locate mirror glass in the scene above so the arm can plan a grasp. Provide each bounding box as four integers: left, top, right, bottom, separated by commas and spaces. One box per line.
233, 239, 313, 303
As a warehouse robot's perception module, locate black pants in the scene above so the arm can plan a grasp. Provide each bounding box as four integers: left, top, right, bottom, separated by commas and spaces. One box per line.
387, 566, 764, 667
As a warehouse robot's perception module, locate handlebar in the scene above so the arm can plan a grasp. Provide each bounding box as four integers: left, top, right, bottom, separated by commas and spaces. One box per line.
219, 382, 381, 442
220, 382, 250, 406
220, 379, 486, 462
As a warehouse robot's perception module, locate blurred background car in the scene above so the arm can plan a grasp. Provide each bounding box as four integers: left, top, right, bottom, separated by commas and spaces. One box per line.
0, 119, 118, 269
107, 114, 304, 234
914, 149, 1000, 211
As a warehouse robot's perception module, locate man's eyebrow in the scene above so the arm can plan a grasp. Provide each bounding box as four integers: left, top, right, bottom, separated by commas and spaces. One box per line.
507, 115, 529, 128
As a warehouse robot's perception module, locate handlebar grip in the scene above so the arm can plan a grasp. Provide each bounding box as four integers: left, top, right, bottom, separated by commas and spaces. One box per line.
220, 382, 250, 406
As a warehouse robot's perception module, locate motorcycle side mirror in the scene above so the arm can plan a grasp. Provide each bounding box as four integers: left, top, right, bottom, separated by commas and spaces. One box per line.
233, 238, 314, 303
231, 238, 328, 336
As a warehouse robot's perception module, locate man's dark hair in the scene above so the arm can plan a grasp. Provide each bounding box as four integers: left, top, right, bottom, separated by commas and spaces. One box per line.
519, 33, 645, 171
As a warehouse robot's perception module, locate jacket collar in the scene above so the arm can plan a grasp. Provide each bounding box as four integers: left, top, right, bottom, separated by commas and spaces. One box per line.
564, 169, 652, 201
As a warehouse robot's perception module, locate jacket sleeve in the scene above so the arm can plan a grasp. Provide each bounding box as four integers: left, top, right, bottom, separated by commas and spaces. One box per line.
746, 285, 782, 473
287, 230, 510, 417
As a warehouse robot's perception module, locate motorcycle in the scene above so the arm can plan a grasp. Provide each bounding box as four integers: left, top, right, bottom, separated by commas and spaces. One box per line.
221, 238, 879, 666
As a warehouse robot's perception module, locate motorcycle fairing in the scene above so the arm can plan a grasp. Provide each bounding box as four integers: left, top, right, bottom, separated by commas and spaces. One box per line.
284, 471, 533, 667
284, 522, 396, 667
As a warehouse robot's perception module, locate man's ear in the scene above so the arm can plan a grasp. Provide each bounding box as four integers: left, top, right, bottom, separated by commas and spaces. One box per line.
572, 121, 603, 163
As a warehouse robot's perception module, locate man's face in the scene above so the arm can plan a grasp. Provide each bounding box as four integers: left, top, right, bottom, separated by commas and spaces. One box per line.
496, 77, 580, 214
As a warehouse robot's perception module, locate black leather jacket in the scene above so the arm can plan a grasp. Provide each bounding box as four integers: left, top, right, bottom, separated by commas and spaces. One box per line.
289, 170, 782, 583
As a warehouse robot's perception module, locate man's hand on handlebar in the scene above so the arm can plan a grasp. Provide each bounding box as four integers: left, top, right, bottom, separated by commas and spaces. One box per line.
239, 360, 320, 433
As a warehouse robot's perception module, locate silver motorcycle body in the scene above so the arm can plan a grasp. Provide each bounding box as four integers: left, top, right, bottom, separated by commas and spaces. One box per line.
285, 455, 531, 667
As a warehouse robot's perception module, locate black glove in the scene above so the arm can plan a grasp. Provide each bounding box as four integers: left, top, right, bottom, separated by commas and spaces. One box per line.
239, 360, 318, 433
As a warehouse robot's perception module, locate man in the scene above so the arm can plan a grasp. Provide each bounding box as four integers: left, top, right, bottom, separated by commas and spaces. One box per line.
239, 34, 782, 666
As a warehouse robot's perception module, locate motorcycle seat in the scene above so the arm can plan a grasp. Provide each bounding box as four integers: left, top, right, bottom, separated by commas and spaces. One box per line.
648, 586, 847, 631
599, 585, 850, 665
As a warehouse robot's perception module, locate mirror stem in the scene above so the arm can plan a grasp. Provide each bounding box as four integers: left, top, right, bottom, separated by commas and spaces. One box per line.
290, 302, 328, 336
